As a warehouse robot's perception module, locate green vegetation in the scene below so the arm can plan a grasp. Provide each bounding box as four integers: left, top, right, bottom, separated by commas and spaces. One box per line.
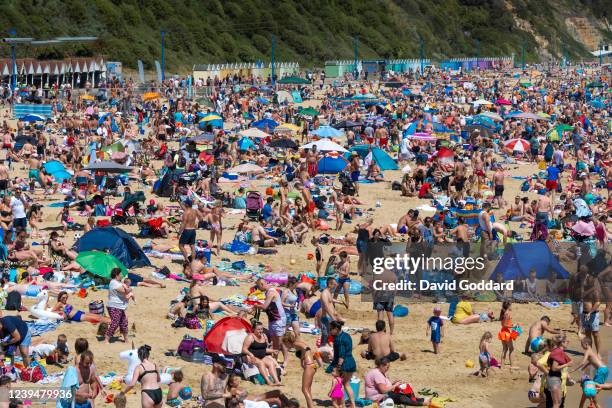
0, 0, 608, 71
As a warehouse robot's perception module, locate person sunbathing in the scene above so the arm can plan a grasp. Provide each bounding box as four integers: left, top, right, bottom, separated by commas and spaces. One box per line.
49, 231, 78, 260
51, 291, 111, 324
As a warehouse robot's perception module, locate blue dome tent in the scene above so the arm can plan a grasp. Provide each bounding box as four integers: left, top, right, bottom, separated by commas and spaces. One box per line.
74, 227, 151, 269
489, 242, 569, 281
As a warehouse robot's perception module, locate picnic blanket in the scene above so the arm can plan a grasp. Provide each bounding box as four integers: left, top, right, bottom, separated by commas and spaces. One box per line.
27, 320, 62, 336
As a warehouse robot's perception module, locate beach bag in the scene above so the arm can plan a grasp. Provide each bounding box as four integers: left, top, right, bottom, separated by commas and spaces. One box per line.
88, 300, 105, 315
19, 364, 44, 383
177, 336, 205, 358
5, 291, 21, 311
184, 314, 200, 330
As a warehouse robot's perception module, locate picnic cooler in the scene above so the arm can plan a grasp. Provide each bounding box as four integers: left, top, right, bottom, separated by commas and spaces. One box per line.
88, 300, 105, 315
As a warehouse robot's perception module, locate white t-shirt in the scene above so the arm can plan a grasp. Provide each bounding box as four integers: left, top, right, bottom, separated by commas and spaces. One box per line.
108, 279, 128, 310
10, 196, 26, 219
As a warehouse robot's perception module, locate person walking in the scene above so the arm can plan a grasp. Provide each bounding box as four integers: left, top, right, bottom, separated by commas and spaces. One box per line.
105, 268, 130, 343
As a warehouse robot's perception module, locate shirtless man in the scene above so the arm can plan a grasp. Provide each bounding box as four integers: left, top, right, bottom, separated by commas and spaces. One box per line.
396, 209, 420, 234
493, 166, 505, 209
535, 190, 553, 225
472, 152, 485, 192
0, 160, 8, 194
251, 220, 278, 247
190, 253, 245, 283
320, 277, 344, 345
2, 131, 12, 150
580, 172, 592, 197
306, 146, 318, 178
581, 267, 602, 354
478, 203, 493, 259
450, 217, 470, 257
360, 320, 406, 361
523, 316, 560, 354
179, 198, 199, 261
570, 337, 608, 407
295, 182, 315, 228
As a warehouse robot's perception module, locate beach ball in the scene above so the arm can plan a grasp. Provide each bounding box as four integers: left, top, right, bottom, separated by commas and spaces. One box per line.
179, 387, 193, 400
465, 359, 474, 368
290, 259, 296, 265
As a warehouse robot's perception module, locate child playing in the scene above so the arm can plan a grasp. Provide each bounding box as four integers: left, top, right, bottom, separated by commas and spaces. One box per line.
478, 331, 493, 377
571, 337, 608, 408
497, 301, 517, 369
311, 236, 324, 278
166, 370, 184, 407
48, 334, 69, 365
328, 367, 345, 408
426, 307, 444, 354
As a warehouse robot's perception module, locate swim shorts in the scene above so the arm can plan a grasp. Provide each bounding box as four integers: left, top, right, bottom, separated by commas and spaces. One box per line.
581, 311, 600, 332
268, 320, 286, 337
179, 229, 196, 245
545, 180, 557, 191
373, 301, 394, 312
593, 366, 609, 384
494, 185, 504, 197
351, 171, 360, 182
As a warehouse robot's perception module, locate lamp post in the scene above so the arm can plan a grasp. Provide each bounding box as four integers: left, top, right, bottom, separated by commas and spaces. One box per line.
161, 31, 166, 81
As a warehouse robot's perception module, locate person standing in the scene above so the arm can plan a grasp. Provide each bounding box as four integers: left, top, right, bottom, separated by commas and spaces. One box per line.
200, 354, 230, 408
122, 345, 163, 408
478, 203, 493, 259
10, 188, 28, 232
105, 268, 129, 343
493, 166, 505, 209
327, 321, 356, 408
178, 199, 199, 262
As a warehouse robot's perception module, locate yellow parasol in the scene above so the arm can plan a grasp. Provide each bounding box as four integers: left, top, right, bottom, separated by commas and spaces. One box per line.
80, 94, 94, 101
143, 92, 161, 101
200, 114, 223, 122
276, 123, 301, 132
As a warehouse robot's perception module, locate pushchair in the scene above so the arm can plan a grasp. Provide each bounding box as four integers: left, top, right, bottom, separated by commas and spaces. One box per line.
245, 191, 264, 220
339, 171, 356, 196
111, 191, 145, 225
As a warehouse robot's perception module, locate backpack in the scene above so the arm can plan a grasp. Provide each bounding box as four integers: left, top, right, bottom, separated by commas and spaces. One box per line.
5, 291, 22, 311
184, 313, 200, 329
177, 335, 205, 358
19, 364, 44, 383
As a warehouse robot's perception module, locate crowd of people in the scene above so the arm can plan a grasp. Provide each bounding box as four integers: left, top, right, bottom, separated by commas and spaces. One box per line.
0, 59, 608, 408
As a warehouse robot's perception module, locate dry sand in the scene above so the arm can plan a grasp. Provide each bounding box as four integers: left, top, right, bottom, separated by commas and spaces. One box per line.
2, 107, 610, 408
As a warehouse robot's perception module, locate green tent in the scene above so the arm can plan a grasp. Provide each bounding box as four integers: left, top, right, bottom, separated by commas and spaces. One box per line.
76, 251, 128, 280
299, 107, 321, 117
278, 76, 310, 85
546, 124, 573, 141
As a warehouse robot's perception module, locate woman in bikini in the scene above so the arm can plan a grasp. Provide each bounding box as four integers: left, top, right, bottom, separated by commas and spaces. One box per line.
122, 345, 163, 408
282, 331, 318, 408
52, 291, 111, 324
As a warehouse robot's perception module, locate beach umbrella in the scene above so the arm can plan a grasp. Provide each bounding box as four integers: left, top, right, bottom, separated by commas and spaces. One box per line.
546, 124, 572, 141
479, 111, 503, 122
472, 115, 497, 128
255, 97, 270, 105
276, 123, 301, 132
299, 107, 321, 117
80, 94, 95, 101
514, 112, 549, 121
76, 251, 128, 279
333, 120, 362, 129
317, 153, 348, 174
84, 161, 133, 173
504, 138, 530, 152
200, 114, 223, 122
240, 128, 269, 138
228, 163, 265, 174
537, 112, 551, 119
251, 118, 279, 130
519, 81, 533, 88
238, 137, 256, 151
143, 92, 161, 101
189, 132, 215, 143
473, 98, 493, 106
277, 76, 310, 85
465, 124, 493, 138
269, 138, 298, 149
589, 99, 606, 109
407, 133, 437, 141
301, 140, 347, 153
312, 126, 343, 138
495, 99, 512, 105
20, 114, 46, 122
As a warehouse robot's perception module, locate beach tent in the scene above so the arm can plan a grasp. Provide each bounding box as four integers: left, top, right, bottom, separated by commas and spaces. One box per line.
489, 242, 569, 280
203, 317, 252, 355
291, 91, 302, 103
251, 118, 278, 130
73, 227, 151, 269
312, 126, 343, 138
317, 154, 349, 174
154, 169, 184, 197
345, 145, 398, 170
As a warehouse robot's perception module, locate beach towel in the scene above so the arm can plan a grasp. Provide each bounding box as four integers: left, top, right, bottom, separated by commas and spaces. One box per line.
27, 320, 62, 336
56, 366, 79, 408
